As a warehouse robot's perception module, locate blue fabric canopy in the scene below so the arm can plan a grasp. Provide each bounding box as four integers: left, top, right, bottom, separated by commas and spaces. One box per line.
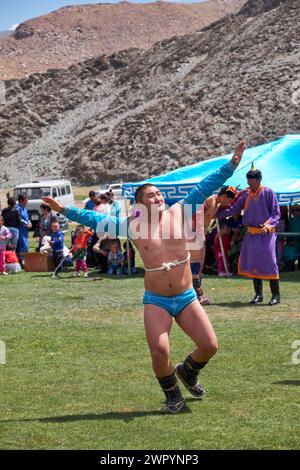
122, 135, 300, 206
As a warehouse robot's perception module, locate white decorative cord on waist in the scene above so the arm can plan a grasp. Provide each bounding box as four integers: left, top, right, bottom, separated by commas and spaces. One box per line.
144, 253, 191, 272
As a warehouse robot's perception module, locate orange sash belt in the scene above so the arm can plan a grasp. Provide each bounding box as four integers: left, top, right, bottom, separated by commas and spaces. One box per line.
247, 226, 275, 235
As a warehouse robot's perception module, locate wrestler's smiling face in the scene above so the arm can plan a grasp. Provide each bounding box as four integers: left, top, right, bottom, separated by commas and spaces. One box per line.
142, 186, 165, 212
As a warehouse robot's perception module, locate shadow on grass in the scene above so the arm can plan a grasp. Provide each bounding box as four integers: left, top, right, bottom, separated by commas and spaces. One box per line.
212, 301, 261, 308
0, 407, 192, 425
272, 380, 300, 386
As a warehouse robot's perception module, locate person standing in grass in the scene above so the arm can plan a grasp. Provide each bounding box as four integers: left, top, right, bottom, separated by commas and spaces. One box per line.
43, 140, 245, 414
70, 225, 93, 278
0, 215, 12, 275
1, 197, 21, 251
50, 221, 65, 277
16, 194, 32, 263
216, 164, 281, 305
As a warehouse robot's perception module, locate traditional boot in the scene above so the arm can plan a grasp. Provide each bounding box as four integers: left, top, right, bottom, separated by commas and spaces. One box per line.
250, 279, 263, 304
268, 279, 280, 305
175, 354, 206, 398
193, 278, 212, 306
157, 372, 186, 414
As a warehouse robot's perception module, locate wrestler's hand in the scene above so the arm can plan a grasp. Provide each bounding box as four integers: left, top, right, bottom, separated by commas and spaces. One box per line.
231, 140, 245, 166
42, 196, 64, 213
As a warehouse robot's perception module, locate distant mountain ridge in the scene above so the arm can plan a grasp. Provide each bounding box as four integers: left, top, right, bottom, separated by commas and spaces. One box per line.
0, 1, 245, 80
0, 0, 299, 187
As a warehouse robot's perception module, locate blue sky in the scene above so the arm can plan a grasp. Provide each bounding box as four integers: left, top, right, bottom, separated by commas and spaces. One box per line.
0, 0, 204, 31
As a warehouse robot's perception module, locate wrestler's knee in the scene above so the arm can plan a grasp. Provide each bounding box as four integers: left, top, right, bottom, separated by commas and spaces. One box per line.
200, 336, 218, 358
150, 344, 169, 366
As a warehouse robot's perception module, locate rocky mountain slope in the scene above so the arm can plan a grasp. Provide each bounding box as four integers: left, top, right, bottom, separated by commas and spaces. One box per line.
0, 1, 244, 80
0, 0, 299, 187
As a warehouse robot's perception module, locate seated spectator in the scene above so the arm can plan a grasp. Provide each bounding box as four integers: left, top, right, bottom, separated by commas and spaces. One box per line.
84, 191, 98, 210
92, 235, 119, 273
123, 240, 137, 274
1, 197, 21, 251
40, 235, 52, 254
107, 241, 124, 276
5, 245, 21, 274
34, 204, 58, 250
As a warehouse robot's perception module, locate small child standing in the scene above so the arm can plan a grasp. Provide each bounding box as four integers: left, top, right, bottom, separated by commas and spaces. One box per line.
70, 225, 93, 277
50, 221, 65, 277
0, 215, 12, 275
213, 223, 233, 277
107, 242, 124, 276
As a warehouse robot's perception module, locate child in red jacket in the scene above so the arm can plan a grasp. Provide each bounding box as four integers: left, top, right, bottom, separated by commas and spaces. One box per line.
5, 245, 22, 273
70, 225, 93, 277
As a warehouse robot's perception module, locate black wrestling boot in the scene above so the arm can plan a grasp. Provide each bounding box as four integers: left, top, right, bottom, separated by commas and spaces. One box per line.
268, 280, 280, 305
175, 355, 206, 398
193, 278, 212, 306
157, 372, 186, 414
250, 279, 263, 304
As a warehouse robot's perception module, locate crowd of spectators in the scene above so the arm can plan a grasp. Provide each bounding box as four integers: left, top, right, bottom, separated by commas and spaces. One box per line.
0, 189, 299, 276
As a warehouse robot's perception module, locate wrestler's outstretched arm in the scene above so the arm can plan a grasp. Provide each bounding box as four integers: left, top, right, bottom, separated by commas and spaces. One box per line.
180, 140, 245, 213
42, 197, 127, 236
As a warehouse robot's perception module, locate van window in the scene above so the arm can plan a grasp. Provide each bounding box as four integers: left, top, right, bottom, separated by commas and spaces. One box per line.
14, 187, 51, 199
60, 186, 66, 196
52, 188, 58, 198
66, 185, 71, 195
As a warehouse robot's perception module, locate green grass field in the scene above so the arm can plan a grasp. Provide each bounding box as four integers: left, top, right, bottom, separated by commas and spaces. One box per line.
0, 255, 299, 449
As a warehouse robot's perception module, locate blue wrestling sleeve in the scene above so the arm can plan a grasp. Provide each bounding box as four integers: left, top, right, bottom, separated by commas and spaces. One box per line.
62, 206, 128, 237
179, 160, 237, 214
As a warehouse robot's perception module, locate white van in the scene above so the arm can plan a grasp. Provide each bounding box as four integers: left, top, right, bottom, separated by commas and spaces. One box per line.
13, 179, 75, 228
107, 183, 123, 199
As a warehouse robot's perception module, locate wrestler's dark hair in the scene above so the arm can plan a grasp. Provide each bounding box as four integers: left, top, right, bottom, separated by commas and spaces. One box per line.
134, 184, 157, 203
218, 186, 236, 199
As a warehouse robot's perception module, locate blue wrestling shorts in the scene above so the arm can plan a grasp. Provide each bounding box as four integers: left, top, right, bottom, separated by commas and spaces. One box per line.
191, 262, 201, 275
143, 288, 197, 317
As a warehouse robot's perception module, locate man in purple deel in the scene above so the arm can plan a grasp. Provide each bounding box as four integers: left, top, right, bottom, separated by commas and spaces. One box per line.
216, 163, 281, 306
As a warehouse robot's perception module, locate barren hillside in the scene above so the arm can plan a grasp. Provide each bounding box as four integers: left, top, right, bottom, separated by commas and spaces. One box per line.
0, 0, 299, 187
0, 0, 245, 80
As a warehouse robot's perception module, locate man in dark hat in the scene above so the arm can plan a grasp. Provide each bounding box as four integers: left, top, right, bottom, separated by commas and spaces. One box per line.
216, 163, 281, 305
